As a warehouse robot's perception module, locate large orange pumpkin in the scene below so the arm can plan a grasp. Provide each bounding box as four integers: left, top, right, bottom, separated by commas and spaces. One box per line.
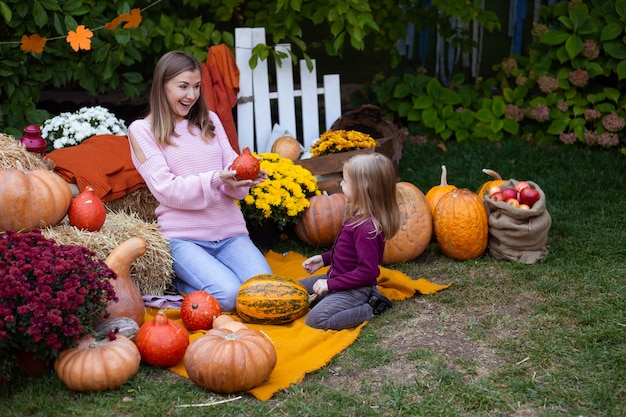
54, 334, 141, 392
102, 238, 147, 326
184, 327, 277, 393
383, 182, 433, 265
0, 168, 72, 232
476, 168, 507, 198
433, 188, 488, 261
294, 192, 346, 247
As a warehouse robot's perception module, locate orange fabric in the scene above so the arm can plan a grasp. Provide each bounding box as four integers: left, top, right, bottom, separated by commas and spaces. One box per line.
200, 44, 240, 153
47, 135, 145, 202
145, 250, 451, 401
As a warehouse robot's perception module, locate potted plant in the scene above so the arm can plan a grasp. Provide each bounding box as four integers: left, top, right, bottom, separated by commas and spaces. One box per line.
240, 153, 320, 248
0, 229, 117, 377
40, 105, 127, 152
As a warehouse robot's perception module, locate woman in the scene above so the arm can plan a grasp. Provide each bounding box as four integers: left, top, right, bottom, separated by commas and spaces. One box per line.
127, 51, 271, 311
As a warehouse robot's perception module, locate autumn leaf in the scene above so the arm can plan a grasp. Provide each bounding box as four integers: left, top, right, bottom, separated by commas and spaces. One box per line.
105, 16, 124, 31
66, 25, 93, 52
123, 8, 142, 28
20, 34, 47, 54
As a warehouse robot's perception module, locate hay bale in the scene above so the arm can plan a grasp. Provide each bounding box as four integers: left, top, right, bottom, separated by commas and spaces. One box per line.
42, 211, 174, 295
104, 187, 158, 224
0, 133, 55, 171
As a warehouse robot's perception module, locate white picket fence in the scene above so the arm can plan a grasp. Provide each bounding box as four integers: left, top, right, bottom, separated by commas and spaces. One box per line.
235, 27, 342, 154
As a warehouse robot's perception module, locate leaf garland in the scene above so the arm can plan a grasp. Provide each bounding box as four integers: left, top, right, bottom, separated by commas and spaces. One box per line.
15, 6, 146, 54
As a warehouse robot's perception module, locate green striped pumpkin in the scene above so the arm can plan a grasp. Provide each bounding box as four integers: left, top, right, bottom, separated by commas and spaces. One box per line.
236, 274, 309, 324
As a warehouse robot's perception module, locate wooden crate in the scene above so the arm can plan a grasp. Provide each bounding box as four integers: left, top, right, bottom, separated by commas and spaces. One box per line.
294, 137, 395, 194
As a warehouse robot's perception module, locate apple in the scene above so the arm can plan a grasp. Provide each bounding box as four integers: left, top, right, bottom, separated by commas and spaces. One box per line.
514, 181, 531, 193
490, 191, 505, 202
502, 188, 518, 201
519, 187, 540, 207
506, 198, 520, 208
488, 185, 503, 197
519, 204, 531, 210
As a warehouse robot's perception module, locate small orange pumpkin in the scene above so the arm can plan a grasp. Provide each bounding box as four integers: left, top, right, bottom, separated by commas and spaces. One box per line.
0, 168, 72, 232
271, 135, 302, 161
68, 185, 106, 231
476, 169, 507, 198
382, 182, 432, 265
433, 188, 488, 261
425, 165, 457, 216
180, 290, 222, 331
232, 146, 260, 180
135, 310, 189, 368
184, 327, 277, 393
294, 192, 346, 248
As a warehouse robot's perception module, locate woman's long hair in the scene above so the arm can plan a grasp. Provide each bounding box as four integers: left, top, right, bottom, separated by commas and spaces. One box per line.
149, 50, 214, 145
343, 153, 401, 239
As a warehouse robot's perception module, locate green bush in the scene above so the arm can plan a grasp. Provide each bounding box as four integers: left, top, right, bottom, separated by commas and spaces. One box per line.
369, 0, 626, 155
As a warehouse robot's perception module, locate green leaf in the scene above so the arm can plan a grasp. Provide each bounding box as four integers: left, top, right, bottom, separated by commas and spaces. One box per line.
600, 22, 623, 41
32, 1, 48, 27
422, 107, 439, 128
541, 30, 569, 46
502, 119, 519, 134
605, 40, 626, 59
492, 97, 506, 117
412, 95, 434, 110
603, 87, 620, 102
0, 2, 12, 23
569, 7, 586, 30
491, 118, 504, 133
585, 62, 605, 78
565, 34, 583, 59
475, 108, 495, 123
616, 59, 626, 80
547, 119, 569, 134
122, 72, 143, 83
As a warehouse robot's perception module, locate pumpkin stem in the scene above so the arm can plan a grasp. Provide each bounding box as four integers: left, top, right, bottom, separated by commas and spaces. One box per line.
440, 165, 449, 186
481, 168, 502, 180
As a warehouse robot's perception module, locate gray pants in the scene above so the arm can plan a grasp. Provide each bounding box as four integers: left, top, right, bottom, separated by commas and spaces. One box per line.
299, 275, 375, 330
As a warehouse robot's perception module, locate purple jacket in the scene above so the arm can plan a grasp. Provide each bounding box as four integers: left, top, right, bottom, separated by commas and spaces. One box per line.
321, 218, 383, 292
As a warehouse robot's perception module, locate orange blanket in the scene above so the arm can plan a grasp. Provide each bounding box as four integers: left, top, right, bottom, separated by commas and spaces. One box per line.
144, 250, 450, 401
47, 135, 145, 202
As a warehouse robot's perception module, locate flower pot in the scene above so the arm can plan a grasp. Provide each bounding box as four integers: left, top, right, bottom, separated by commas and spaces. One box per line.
247, 220, 281, 251
14, 350, 52, 376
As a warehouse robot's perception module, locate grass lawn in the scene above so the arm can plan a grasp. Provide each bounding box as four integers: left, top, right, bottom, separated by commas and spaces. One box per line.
2, 138, 624, 417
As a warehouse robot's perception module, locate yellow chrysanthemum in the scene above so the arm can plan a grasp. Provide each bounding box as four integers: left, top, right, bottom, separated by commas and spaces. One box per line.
309, 129, 376, 157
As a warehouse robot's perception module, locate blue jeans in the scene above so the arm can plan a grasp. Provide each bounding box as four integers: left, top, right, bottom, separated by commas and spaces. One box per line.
170, 235, 272, 311
299, 275, 374, 330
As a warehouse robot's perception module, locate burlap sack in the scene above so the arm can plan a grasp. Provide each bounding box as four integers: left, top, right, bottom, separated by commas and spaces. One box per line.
483, 179, 551, 264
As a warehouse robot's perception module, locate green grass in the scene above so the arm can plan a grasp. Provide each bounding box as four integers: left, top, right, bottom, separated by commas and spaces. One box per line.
2, 139, 625, 416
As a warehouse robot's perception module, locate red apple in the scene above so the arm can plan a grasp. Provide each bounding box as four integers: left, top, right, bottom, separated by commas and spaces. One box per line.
514, 181, 531, 193
490, 191, 505, 202
488, 185, 503, 197
519, 187, 540, 207
502, 188, 518, 201
506, 198, 520, 208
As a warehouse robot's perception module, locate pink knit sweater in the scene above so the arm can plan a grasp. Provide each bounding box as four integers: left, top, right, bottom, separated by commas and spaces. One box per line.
128, 112, 249, 241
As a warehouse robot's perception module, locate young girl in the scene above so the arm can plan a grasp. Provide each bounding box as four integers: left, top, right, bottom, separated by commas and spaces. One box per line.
300, 153, 402, 330
127, 51, 272, 311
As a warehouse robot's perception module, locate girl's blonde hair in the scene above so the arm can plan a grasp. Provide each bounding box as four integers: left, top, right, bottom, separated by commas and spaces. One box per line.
343, 153, 401, 239
149, 51, 214, 145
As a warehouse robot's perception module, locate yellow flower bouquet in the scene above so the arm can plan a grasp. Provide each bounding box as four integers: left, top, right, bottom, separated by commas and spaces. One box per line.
309, 129, 377, 157
241, 152, 320, 231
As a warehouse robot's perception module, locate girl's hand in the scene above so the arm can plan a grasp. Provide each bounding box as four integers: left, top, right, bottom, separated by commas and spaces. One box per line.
302, 255, 324, 274
312, 279, 328, 296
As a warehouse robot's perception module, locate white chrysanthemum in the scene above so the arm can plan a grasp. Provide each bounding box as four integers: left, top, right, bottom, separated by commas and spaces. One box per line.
41, 106, 128, 150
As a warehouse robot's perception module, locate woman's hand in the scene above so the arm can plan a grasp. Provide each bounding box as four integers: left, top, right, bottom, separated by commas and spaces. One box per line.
302, 254, 324, 275
220, 169, 268, 187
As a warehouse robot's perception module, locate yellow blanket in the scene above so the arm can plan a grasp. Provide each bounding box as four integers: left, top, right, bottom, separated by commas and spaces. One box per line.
144, 250, 450, 401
